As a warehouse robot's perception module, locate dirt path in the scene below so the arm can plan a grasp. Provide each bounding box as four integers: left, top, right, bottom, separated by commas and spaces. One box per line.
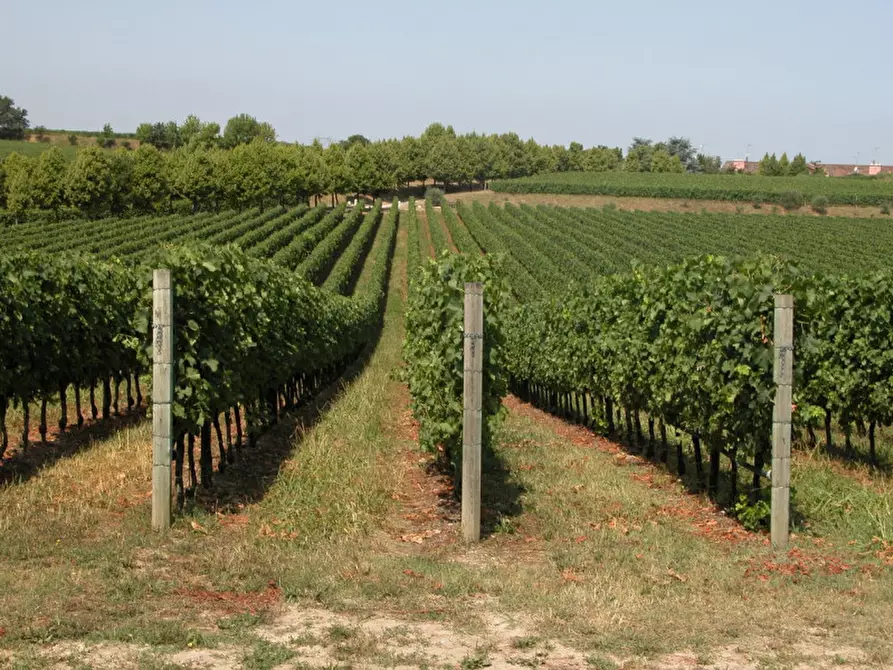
29, 604, 875, 669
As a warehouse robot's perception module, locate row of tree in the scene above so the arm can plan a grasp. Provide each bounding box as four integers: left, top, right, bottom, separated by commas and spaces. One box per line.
625, 137, 723, 174
135, 113, 276, 150
0, 125, 631, 219
757, 152, 810, 176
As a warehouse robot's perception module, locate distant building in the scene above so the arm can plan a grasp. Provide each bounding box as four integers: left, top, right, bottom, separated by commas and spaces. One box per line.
722, 159, 893, 177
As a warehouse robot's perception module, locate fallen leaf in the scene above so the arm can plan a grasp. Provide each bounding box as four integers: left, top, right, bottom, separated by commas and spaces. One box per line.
667, 568, 688, 582
190, 520, 209, 534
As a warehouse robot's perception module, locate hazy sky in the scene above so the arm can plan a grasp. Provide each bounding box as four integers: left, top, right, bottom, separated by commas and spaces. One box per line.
6, 0, 891, 163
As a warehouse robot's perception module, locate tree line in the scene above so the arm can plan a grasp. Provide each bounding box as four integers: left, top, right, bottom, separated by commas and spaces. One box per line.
0, 95, 727, 222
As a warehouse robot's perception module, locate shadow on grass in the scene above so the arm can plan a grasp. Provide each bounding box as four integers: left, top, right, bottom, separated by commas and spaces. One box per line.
517, 391, 788, 521
0, 407, 146, 487
189, 330, 384, 516
480, 440, 526, 538
820, 441, 892, 475
413, 439, 526, 539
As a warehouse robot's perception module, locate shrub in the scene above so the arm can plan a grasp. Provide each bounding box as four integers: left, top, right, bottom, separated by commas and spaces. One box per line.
881, 203, 891, 215
734, 495, 771, 531
779, 190, 805, 211
811, 195, 829, 215
68, 134, 79, 146
752, 200, 763, 209
402, 252, 508, 476
33, 126, 48, 142
425, 187, 445, 206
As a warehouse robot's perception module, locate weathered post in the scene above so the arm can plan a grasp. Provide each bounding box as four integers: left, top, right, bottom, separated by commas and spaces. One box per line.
462, 282, 484, 544
152, 269, 174, 530
771, 294, 793, 549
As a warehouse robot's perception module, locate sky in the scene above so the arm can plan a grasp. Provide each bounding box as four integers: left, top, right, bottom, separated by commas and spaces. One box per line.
5, 0, 892, 164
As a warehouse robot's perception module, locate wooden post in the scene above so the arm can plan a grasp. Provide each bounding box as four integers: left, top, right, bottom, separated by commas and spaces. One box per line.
462, 282, 484, 544
771, 294, 793, 550
152, 269, 174, 530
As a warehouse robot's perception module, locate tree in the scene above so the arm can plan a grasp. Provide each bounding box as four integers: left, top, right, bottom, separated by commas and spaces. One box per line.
131, 144, 168, 213
696, 153, 722, 174
583, 146, 622, 172
663, 137, 698, 171
277, 144, 307, 205
345, 142, 376, 196
369, 140, 399, 194
108, 148, 134, 214
0, 96, 29, 140
651, 149, 684, 173
32, 147, 68, 214
758, 152, 782, 176
179, 115, 221, 150
167, 147, 216, 212
396, 136, 423, 187
229, 140, 279, 210
179, 115, 202, 146
4, 153, 37, 218
136, 121, 180, 150
64, 147, 113, 218
493, 133, 529, 179
324, 143, 349, 203
779, 152, 791, 176
98, 123, 116, 148
222, 114, 275, 148
789, 153, 808, 176
303, 140, 330, 205
256, 122, 277, 143
625, 138, 654, 172
340, 134, 370, 149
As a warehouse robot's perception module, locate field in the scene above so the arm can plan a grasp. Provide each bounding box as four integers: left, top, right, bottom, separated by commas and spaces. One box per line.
1, 197, 893, 668
0, 139, 81, 160
491, 170, 893, 206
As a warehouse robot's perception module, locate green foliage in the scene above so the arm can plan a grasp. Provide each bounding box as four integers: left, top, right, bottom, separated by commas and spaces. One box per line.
811, 195, 829, 215
134, 242, 382, 438
324, 199, 393, 295
790, 153, 809, 176
242, 640, 295, 670
98, 123, 116, 149
881, 203, 891, 215
425, 187, 445, 206
136, 121, 181, 150
734, 495, 771, 530
504, 255, 800, 468
222, 113, 275, 148
0, 95, 29, 140
0, 252, 140, 456
68, 134, 79, 146
64, 146, 114, 218
650, 149, 684, 173
491, 171, 893, 206
298, 201, 371, 284
759, 153, 782, 176
403, 252, 509, 471
779, 190, 805, 211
